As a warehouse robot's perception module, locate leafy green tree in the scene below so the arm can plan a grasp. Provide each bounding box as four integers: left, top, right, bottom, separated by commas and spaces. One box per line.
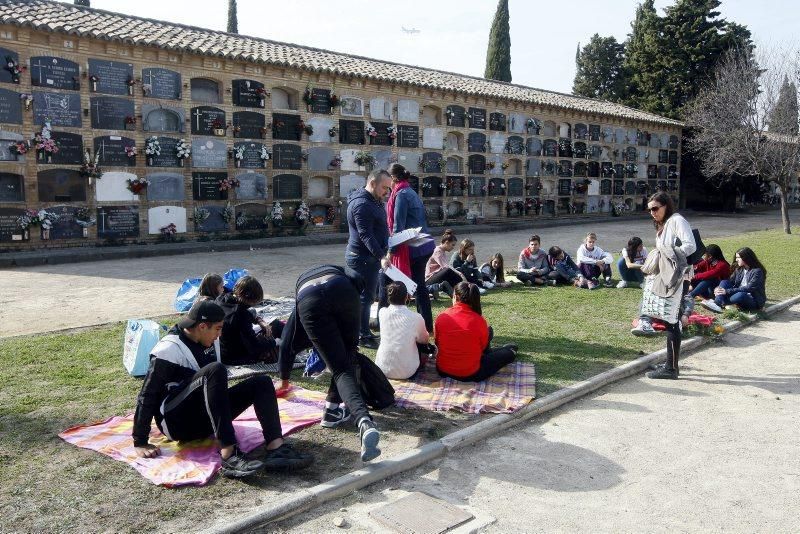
769, 76, 799, 135
484, 0, 512, 83
227, 0, 238, 34
573, 34, 627, 101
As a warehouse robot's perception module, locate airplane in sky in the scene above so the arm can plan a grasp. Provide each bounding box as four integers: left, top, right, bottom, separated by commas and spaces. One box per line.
401, 26, 421, 34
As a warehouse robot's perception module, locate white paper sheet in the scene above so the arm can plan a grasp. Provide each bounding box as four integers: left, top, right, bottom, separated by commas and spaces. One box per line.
384, 265, 417, 294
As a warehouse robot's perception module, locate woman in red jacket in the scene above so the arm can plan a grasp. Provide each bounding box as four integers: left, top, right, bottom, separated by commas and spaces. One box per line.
689, 244, 730, 299
434, 282, 518, 382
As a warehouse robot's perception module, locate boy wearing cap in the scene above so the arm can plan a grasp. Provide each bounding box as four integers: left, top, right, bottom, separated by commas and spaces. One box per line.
132, 300, 312, 478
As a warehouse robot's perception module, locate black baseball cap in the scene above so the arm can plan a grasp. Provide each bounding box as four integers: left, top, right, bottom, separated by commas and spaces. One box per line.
177, 299, 226, 329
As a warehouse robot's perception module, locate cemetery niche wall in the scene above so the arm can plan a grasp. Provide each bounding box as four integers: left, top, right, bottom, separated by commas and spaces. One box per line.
0, 2, 682, 250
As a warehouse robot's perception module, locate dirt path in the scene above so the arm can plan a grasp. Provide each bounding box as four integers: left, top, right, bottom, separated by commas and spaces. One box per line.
276, 304, 800, 533
1, 210, 793, 337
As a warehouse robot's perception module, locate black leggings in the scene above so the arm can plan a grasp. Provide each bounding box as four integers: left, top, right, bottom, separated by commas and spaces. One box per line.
160, 362, 282, 447
426, 267, 463, 288
438, 346, 517, 383
664, 280, 690, 372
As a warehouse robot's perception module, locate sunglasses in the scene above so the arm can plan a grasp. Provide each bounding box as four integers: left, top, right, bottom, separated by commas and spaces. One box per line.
648, 205, 663, 212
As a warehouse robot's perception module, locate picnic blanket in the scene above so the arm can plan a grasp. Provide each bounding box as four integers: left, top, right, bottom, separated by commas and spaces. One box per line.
391, 360, 536, 414
59, 384, 326, 487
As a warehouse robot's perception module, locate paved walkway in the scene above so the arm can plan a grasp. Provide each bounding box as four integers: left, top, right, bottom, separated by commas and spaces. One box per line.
1, 210, 794, 337
277, 304, 800, 533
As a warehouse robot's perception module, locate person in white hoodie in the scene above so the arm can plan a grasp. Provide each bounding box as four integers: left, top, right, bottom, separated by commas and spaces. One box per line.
577, 232, 615, 289
375, 282, 434, 380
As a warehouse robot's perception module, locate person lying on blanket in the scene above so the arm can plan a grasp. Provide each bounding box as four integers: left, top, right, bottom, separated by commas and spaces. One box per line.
132, 299, 313, 478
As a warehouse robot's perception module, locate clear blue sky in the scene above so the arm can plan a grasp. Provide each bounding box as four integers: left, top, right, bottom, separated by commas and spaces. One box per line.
86, 0, 797, 95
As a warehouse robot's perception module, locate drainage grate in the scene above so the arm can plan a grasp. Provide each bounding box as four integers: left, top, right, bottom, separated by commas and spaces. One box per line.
369, 492, 474, 534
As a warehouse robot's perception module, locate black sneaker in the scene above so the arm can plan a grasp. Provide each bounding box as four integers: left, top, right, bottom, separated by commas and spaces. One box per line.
649, 362, 680, 377
261, 443, 314, 471
358, 418, 381, 462
604, 277, 614, 288
647, 367, 678, 380
220, 446, 264, 478
359, 335, 380, 350
321, 404, 351, 428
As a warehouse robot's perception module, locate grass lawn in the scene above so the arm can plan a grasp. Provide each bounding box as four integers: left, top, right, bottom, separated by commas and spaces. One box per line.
0, 228, 797, 531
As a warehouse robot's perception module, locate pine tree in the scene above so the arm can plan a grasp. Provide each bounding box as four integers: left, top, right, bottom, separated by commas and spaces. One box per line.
484, 0, 512, 83
227, 0, 239, 34
770, 76, 799, 135
572, 34, 627, 101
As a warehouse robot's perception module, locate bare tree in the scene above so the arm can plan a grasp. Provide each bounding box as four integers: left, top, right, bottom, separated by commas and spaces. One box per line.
685, 46, 799, 234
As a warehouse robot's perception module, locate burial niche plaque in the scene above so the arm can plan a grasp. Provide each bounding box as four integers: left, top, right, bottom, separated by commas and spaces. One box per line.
147, 172, 185, 201
273, 174, 302, 200
339, 120, 365, 145
191, 138, 227, 169
38, 169, 85, 202
235, 172, 267, 200
193, 172, 228, 201
46, 206, 83, 240
0, 88, 22, 124
273, 144, 302, 170
88, 59, 133, 96
142, 68, 181, 100
195, 205, 228, 233
0, 207, 27, 242
369, 121, 392, 146
142, 104, 184, 133
309, 88, 331, 114
468, 108, 486, 129
0, 48, 19, 85
272, 113, 302, 140
97, 205, 140, 238
0, 173, 23, 201
468, 132, 486, 153
48, 132, 83, 165
234, 142, 267, 169
235, 203, 268, 231
147, 137, 182, 167
232, 79, 266, 108
397, 125, 419, 148
0, 131, 22, 162
33, 92, 81, 127
233, 111, 266, 139
90, 97, 135, 130
191, 106, 226, 136
94, 136, 136, 166
30, 57, 80, 90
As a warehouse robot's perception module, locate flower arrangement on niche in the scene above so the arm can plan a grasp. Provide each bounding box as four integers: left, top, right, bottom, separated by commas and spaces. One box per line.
75, 207, 96, 229
126, 176, 150, 194
328, 91, 339, 112
9, 140, 30, 156
160, 223, 177, 240
365, 123, 377, 139
387, 125, 397, 140
145, 136, 161, 158
271, 201, 284, 227
5, 56, 25, 83
80, 149, 102, 181
260, 146, 271, 162
326, 205, 337, 224
17, 209, 58, 231
124, 115, 137, 130
176, 139, 191, 162
302, 84, 313, 108
88, 74, 99, 91
193, 206, 211, 224
211, 119, 225, 135
33, 122, 59, 161
231, 145, 245, 166
295, 201, 310, 226
329, 155, 342, 168
222, 203, 235, 223
125, 145, 137, 159
354, 151, 374, 168
219, 176, 240, 192
19, 93, 33, 111
328, 125, 339, 138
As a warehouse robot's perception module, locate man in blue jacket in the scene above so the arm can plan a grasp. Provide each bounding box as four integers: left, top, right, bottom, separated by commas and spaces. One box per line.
345, 169, 391, 349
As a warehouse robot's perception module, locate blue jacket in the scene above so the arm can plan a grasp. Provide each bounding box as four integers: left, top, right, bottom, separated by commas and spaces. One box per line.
391, 187, 429, 235
346, 188, 389, 260
728, 267, 767, 308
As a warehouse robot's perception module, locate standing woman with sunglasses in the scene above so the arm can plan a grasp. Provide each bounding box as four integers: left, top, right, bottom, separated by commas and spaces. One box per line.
634, 191, 696, 379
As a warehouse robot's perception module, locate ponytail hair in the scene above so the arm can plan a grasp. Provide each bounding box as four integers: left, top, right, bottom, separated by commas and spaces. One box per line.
387, 163, 411, 182
440, 228, 457, 245
453, 281, 482, 315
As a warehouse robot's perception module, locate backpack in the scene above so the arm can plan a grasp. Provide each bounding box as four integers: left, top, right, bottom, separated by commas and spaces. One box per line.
353, 351, 395, 410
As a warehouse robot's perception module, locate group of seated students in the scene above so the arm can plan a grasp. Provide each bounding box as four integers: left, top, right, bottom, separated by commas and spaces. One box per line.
693, 245, 767, 313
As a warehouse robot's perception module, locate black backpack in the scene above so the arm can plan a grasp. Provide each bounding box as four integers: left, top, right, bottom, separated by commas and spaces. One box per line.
353, 352, 395, 410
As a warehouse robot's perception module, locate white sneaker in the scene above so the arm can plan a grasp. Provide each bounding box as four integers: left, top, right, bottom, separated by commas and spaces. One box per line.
701, 299, 723, 313
483, 282, 495, 289
616, 280, 628, 288
478, 288, 487, 295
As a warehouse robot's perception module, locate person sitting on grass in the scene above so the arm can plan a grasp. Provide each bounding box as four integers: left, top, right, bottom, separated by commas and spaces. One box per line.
616, 237, 648, 288
375, 282, 434, 380
480, 253, 513, 288
198, 273, 226, 300
425, 229, 465, 299
132, 299, 312, 478
547, 246, 587, 288
701, 247, 766, 313
435, 282, 518, 382
577, 232, 614, 289
450, 239, 491, 293
689, 244, 730, 299
217, 276, 280, 365
516, 234, 550, 286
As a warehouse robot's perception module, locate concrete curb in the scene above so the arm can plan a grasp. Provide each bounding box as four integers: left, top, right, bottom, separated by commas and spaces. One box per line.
205, 294, 800, 533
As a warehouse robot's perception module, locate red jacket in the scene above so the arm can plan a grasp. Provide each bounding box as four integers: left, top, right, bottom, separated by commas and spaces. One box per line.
434, 302, 489, 377
693, 258, 730, 282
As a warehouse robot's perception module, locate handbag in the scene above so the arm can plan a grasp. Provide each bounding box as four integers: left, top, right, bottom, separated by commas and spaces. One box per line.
353, 351, 395, 410
639, 275, 684, 323
684, 229, 706, 266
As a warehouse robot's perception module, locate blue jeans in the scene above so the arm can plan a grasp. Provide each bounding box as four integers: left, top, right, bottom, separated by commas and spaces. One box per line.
714, 279, 759, 311
689, 279, 718, 298
549, 263, 580, 283
346, 252, 379, 338
616, 257, 644, 283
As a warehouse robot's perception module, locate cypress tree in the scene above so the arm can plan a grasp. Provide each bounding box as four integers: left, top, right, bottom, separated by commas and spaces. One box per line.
484, 0, 512, 83
227, 0, 239, 34
622, 0, 661, 112
74, 0, 90, 6
572, 34, 627, 101
770, 76, 799, 135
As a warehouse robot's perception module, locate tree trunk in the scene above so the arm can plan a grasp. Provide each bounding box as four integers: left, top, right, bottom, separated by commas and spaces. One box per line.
779, 186, 791, 234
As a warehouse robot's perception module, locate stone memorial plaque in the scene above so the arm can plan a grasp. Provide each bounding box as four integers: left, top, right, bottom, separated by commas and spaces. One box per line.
142, 104, 185, 132
396, 151, 416, 169
33, 91, 82, 127
96, 171, 137, 202
339, 173, 365, 197
397, 99, 419, 123
0, 207, 27, 242
195, 205, 228, 233
310, 88, 332, 114
369, 121, 392, 146
0, 48, 19, 84
142, 68, 181, 100
397, 125, 419, 148
273, 143, 302, 170
445, 105, 465, 128
468, 132, 487, 153
38, 169, 85, 202
468, 176, 485, 197
192, 172, 228, 200
147, 137, 182, 167
489, 154, 503, 175
588, 179, 600, 196
508, 113, 526, 134
489, 133, 506, 154
446, 132, 460, 151
543, 139, 558, 157
340, 97, 363, 117
485, 200, 502, 217
308, 117, 335, 143
94, 136, 135, 167
339, 119, 365, 145
0, 173, 23, 201
468, 107, 486, 129
191, 138, 227, 168
88, 59, 133, 96
148, 205, 186, 235
468, 155, 485, 174
489, 112, 506, 131
527, 138, 542, 157
45, 206, 82, 240
272, 113, 302, 141
445, 157, 462, 174
97, 205, 139, 238
0, 130, 23, 162
422, 152, 443, 173
526, 158, 541, 177
232, 79, 266, 108
90, 97, 134, 130
308, 176, 331, 198
234, 141, 267, 169
508, 177, 524, 196
235, 203, 268, 231
574, 162, 587, 177
236, 172, 267, 200
669, 151, 678, 165
507, 136, 525, 155
147, 172, 185, 201
422, 176, 443, 197
369, 97, 392, 120
43, 131, 83, 165
308, 147, 335, 171
273, 174, 302, 199
30, 56, 80, 90
658, 149, 668, 164
233, 111, 265, 139
339, 149, 359, 171
191, 106, 226, 136
372, 149, 392, 171
446, 176, 465, 196
0, 88, 22, 124
422, 128, 443, 150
